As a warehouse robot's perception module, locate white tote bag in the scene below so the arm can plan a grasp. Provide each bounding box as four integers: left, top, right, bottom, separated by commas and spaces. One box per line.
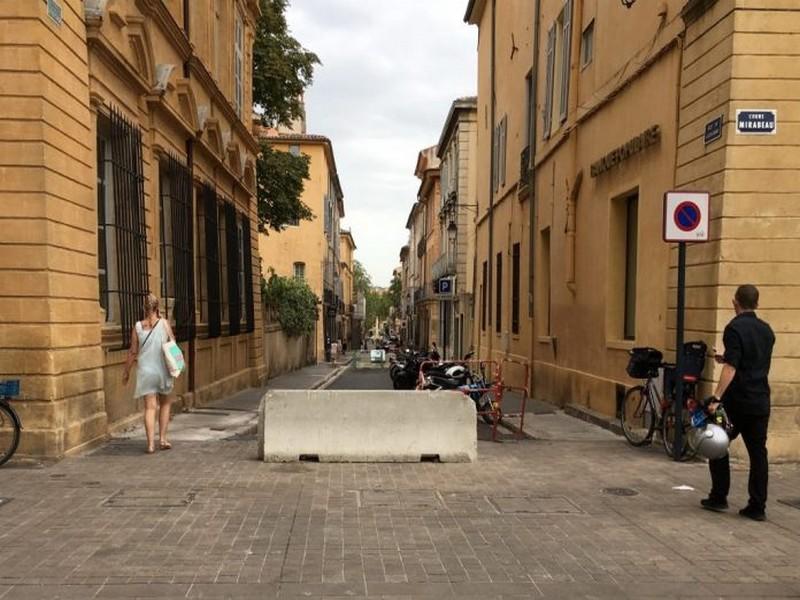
162, 340, 185, 378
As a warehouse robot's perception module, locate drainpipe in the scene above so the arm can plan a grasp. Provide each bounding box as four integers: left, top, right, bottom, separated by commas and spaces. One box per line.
183, 1, 196, 400
487, 0, 496, 363
528, 0, 541, 379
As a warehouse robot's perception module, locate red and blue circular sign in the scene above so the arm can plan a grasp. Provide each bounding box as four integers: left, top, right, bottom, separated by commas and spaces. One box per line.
674, 201, 702, 232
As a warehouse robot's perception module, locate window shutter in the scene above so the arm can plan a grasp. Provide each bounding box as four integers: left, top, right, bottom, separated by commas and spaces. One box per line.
544, 25, 555, 139
492, 125, 499, 192
203, 185, 221, 339
560, 0, 573, 123
226, 202, 241, 336
243, 215, 255, 333
500, 116, 507, 186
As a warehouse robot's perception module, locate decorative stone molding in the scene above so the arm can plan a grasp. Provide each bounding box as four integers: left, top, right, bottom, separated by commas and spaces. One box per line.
175, 80, 199, 132
204, 118, 223, 156
89, 90, 107, 113
126, 17, 155, 83
680, 0, 718, 25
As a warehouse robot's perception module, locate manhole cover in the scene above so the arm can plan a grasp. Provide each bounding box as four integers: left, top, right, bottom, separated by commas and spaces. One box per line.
602, 487, 639, 497
778, 498, 800, 510
488, 496, 582, 514
102, 489, 195, 508
360, 489, 441, 510
0, 498, 11, 508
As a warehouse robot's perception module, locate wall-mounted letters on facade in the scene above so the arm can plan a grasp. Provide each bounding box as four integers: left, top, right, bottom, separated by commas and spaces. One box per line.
590, 125, 661, 177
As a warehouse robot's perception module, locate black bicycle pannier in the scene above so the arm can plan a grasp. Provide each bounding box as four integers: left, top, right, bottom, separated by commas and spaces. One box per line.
626, 347, 663, 379
682, 340, 708, 378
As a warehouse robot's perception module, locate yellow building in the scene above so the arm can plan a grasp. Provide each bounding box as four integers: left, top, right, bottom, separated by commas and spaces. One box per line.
257, 129, 345, 362
465, 0, 800, 458
0, 0, 263, 459
339, 229, 359, 350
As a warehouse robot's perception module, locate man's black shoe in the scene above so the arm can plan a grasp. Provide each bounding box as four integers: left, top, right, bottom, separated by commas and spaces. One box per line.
739, 506, 766, 521
700, 498, 729, 512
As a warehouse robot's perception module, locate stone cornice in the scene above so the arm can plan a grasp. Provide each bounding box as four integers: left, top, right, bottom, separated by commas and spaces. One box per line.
86, 28, 151, 95
189, 56, 259, 154
135, 0, 192, 61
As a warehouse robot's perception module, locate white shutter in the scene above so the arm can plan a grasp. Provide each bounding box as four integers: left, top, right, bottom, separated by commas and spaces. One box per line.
544, 25, 555, 139
559, 0, 573, 123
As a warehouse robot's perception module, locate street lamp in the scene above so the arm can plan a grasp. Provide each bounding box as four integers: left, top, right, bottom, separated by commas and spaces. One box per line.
447, 220, 457, 245
621, 0, 637, 7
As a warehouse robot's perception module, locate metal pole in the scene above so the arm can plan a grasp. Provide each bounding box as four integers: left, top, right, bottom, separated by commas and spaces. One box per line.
673, 242, 686, 461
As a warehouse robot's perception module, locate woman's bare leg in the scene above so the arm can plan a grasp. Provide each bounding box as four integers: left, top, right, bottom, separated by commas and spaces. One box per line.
143, 395, 158, 452
158, 395, 172, 447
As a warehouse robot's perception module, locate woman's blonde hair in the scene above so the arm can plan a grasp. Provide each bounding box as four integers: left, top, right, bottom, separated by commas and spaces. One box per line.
143, 293, 160, 317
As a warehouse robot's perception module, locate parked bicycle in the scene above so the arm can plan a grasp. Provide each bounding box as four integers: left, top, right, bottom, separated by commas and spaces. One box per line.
620, 342, 707, 460
0, 380, 22, 467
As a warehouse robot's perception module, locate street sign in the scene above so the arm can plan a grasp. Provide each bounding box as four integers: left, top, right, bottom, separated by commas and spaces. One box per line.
736, 109, 776, 135
663, 192, 709, 242
704, 115, 723, 145
437, 276, 455, 296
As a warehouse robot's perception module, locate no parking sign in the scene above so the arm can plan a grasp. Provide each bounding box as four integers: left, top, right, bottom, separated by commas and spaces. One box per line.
663, 191, 709, 242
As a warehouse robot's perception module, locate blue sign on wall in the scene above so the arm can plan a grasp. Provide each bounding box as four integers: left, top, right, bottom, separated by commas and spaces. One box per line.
736, 110, 777, 135
437, 277, 454, 295
704, 115, 724, 145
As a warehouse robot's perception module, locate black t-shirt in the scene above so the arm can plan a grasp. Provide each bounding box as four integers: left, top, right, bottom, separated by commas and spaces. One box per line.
722, 312, 775, 415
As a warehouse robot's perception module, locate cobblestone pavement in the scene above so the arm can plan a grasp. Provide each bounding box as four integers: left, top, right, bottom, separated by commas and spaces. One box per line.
1, 373, 800, 598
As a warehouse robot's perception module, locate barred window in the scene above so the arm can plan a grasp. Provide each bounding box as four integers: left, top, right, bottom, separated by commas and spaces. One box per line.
97, 109, 148, 349
242, 215, 255, 333
218, 202, 229, 326
225, 201, 242, 336
159, 155, 195, 342
201, 184, 222, 339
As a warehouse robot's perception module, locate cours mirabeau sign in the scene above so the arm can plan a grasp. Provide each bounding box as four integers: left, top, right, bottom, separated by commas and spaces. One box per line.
736, 109, 777, 135
590, 125, 661, 178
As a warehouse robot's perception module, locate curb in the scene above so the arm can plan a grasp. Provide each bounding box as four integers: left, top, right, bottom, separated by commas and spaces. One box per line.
563, 403, 624, 436
311, 362, 351, 390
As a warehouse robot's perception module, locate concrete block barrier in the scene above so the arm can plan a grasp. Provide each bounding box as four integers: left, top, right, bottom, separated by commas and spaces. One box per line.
258, 390, 477, 462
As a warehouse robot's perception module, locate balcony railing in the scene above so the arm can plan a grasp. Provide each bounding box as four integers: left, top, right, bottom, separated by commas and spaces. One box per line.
432, 253, 456, 280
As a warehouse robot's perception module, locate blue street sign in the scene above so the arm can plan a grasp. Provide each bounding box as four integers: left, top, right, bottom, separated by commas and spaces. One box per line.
438, 277, 453, 295
736, 110, 776, 135
704, 115, 723, 145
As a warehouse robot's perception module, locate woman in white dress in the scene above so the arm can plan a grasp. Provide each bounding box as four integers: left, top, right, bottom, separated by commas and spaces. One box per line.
123, 294, 176, 454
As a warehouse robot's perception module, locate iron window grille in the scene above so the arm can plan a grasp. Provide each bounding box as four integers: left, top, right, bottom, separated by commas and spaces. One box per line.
159, 154, 195, 343
242, 215, 255, 333
201, 184, 222, 339
225, 201, 242, 336
97, 108, 149, 349
496, 252, 503, 334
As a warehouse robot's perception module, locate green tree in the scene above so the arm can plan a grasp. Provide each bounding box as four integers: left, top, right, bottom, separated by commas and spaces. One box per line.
387, 271, 402, 312
252, 0, 320, 232
353, 260, 372, 297
256, 143, 314, 232
253, 0, 320, 128
365, 289, 391, 329
262, 271, 319, 337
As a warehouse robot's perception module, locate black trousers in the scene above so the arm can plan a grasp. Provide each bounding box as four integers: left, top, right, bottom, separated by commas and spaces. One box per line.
708, 410, 769, 511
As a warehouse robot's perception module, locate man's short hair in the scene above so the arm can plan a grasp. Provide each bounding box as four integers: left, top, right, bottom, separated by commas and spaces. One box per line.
735, 284, 759, 310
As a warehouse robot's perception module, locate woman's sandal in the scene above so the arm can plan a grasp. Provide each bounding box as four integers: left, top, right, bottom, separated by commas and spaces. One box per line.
159, 440, 172, 451
146, 445, 155, 454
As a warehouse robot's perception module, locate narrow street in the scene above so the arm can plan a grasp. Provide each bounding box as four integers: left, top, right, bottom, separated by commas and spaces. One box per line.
2, 363, 800, 599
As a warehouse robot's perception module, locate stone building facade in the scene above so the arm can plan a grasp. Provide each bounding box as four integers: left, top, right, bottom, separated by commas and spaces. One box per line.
465, 0, 800, 458
256, 130, 346, 363
0, 0, 263, 459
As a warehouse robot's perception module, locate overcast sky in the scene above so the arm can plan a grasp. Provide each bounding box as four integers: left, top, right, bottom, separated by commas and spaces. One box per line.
286, 1, 477, 287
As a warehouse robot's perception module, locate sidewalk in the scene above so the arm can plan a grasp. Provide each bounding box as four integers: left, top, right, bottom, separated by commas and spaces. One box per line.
0, 381, 799, 598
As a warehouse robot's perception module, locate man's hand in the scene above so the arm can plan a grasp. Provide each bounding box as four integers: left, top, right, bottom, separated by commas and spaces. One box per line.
707, 401, 720, 415
713, 347, 725, 365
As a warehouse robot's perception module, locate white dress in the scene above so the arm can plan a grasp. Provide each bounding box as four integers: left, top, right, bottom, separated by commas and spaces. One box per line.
134, 320, 173, 398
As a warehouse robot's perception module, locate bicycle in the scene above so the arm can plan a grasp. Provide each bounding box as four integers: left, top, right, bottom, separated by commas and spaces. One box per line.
620, 343, 707, 460
0, 380, 22, 467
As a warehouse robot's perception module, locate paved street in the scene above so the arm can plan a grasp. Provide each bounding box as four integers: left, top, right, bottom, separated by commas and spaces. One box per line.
1, 365, 800, 599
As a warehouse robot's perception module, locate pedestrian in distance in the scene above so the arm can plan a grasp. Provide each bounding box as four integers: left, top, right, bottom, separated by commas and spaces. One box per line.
702, 284, 775, 521
123, 294, 177, 454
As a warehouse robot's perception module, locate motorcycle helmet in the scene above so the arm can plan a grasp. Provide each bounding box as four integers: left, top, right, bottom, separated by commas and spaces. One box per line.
446, 365, 467, 378
691, 423, 730, 460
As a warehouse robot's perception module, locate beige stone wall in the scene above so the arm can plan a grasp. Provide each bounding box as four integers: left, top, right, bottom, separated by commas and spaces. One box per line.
675, 0, 800, 459
0, 0, 263, 459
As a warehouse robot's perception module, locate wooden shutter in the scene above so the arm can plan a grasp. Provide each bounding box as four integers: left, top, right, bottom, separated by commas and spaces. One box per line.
543, 25, 555, 139
560, 0, 573, 123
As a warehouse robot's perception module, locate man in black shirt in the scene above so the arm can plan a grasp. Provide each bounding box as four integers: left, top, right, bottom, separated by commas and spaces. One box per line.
701, 285, 775, 521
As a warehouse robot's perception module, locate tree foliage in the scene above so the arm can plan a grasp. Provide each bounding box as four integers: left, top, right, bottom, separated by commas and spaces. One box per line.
256, 142, 314, 232
253, 0, 321, 127
365, 289, 391, 329
261, 271, 319, 337
387, 271, 402, 312
352, 260, 372, 297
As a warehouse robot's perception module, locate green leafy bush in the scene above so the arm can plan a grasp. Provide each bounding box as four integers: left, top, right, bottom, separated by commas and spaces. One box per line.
262, 271, 319, 337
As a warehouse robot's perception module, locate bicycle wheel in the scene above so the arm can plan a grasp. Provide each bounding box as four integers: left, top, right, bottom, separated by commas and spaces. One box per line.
661, 404, 697, 461
620, 386, 656, 446
0, 403, 21, 467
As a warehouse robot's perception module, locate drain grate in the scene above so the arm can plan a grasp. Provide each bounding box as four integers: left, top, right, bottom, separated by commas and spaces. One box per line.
488, 495, 583, 514
360, 489, 441, 510
602, 487, 639, 497
778, 498, 800, 510
102, 489, 196, 508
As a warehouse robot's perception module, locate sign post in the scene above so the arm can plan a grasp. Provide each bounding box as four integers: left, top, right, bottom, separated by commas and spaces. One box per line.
663, 191, 710, 461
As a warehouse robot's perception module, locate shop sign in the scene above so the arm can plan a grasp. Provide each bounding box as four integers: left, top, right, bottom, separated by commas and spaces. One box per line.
736, 110, 776, 135
704, 115, 724, 145
590, 125, 661, 178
